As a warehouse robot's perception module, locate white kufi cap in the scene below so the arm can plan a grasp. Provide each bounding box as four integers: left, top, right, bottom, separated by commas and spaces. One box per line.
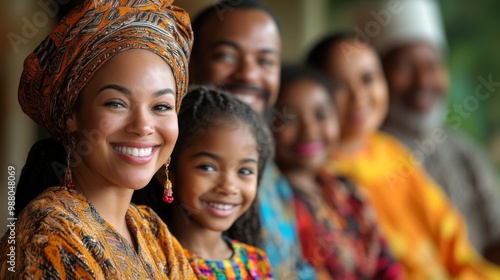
350, 0, 447, 55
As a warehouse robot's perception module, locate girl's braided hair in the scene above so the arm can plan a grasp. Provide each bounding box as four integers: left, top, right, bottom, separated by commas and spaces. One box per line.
134, 86, 273, 246
170, 86, 273, 183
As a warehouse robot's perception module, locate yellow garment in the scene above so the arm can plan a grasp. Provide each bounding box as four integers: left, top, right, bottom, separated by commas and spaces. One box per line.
0, 186, 195, 279
326, 132, 500, 280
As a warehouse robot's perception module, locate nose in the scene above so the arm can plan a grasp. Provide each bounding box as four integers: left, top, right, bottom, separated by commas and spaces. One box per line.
301, 115, 319, 140
348, 84, 367, 107
413, 66, 435, 91
125, 107, 155, 136
232, 56, 259, 84
215, 172, 238, 195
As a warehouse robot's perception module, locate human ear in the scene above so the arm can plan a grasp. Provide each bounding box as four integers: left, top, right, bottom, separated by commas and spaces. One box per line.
65, 111, 78, 133
442, 66, 450, 93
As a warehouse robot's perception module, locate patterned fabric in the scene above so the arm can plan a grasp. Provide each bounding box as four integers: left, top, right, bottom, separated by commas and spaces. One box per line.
293, 174, 402, 279
18, 0, 193, 140
383, 124, 500, 252
258, 162, 316, 279
326, 131, 500, 279
0, 186, 196, 279
184, 237, 273, 279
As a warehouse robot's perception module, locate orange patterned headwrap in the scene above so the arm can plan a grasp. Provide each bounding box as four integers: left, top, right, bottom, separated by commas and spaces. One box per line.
18, 0, 193, 140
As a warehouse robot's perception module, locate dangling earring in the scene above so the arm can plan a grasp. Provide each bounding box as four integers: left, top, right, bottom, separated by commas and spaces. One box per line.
62, 132, 75, 189
162, 160, 174, 203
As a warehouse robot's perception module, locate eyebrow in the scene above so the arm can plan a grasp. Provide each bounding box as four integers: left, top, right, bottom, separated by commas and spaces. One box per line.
241, 158, 258, 164
192, 151, 258, 164
210, 40, 279, 55
97, 84, 175, 97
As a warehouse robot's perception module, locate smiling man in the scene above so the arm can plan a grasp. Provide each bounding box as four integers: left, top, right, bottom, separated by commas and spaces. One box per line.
354, 0, 500, 263
189, 1, 280, 115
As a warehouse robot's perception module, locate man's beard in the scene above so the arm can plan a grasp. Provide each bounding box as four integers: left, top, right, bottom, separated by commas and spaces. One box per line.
386, 92, 446, 136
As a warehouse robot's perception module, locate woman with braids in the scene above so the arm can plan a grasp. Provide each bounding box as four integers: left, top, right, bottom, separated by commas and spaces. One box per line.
0, 0, 195, 278
136, 86, 274, 279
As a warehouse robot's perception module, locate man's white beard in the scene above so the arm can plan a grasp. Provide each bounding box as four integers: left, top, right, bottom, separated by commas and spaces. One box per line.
386, 94, 446, 136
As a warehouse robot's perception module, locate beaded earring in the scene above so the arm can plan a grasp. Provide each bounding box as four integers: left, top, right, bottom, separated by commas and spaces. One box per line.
162, 161, 173, 203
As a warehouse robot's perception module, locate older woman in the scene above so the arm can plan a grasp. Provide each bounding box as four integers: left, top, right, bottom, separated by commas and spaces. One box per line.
0, 0, 195, 278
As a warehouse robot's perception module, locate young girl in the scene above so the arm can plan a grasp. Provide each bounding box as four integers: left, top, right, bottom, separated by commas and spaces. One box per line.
153, 86, 274, 279
272, 65, 402, 279
306, 33, 500, 278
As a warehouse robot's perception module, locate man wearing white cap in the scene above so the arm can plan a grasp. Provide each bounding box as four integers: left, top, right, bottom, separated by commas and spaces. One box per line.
353, 0, 500, 263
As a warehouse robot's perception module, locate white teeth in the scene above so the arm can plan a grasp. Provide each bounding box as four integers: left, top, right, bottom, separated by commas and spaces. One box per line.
207, 202, 234, 211
235, 94, 255, 104
114, 146, 152, 157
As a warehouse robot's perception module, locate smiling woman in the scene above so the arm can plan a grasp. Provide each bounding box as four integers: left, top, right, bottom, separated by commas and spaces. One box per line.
306, 32, 500, 278
0, 0, 195, 278
273, 65, 402, 279
67, 50, 179, 193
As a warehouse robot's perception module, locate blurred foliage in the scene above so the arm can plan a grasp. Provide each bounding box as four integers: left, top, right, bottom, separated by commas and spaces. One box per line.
440, 0, 500, 142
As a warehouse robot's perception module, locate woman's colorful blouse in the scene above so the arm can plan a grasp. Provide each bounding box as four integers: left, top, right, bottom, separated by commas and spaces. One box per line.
0, 186, 195, 279
327, 132, 500, 279
293, 173, 402, 279
184, 237, 273, 279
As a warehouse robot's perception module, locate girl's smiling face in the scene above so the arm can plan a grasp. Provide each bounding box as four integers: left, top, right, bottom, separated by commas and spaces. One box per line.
273, 78, 338, 172
66, 49, 178, 191
173, 120, 259, 232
